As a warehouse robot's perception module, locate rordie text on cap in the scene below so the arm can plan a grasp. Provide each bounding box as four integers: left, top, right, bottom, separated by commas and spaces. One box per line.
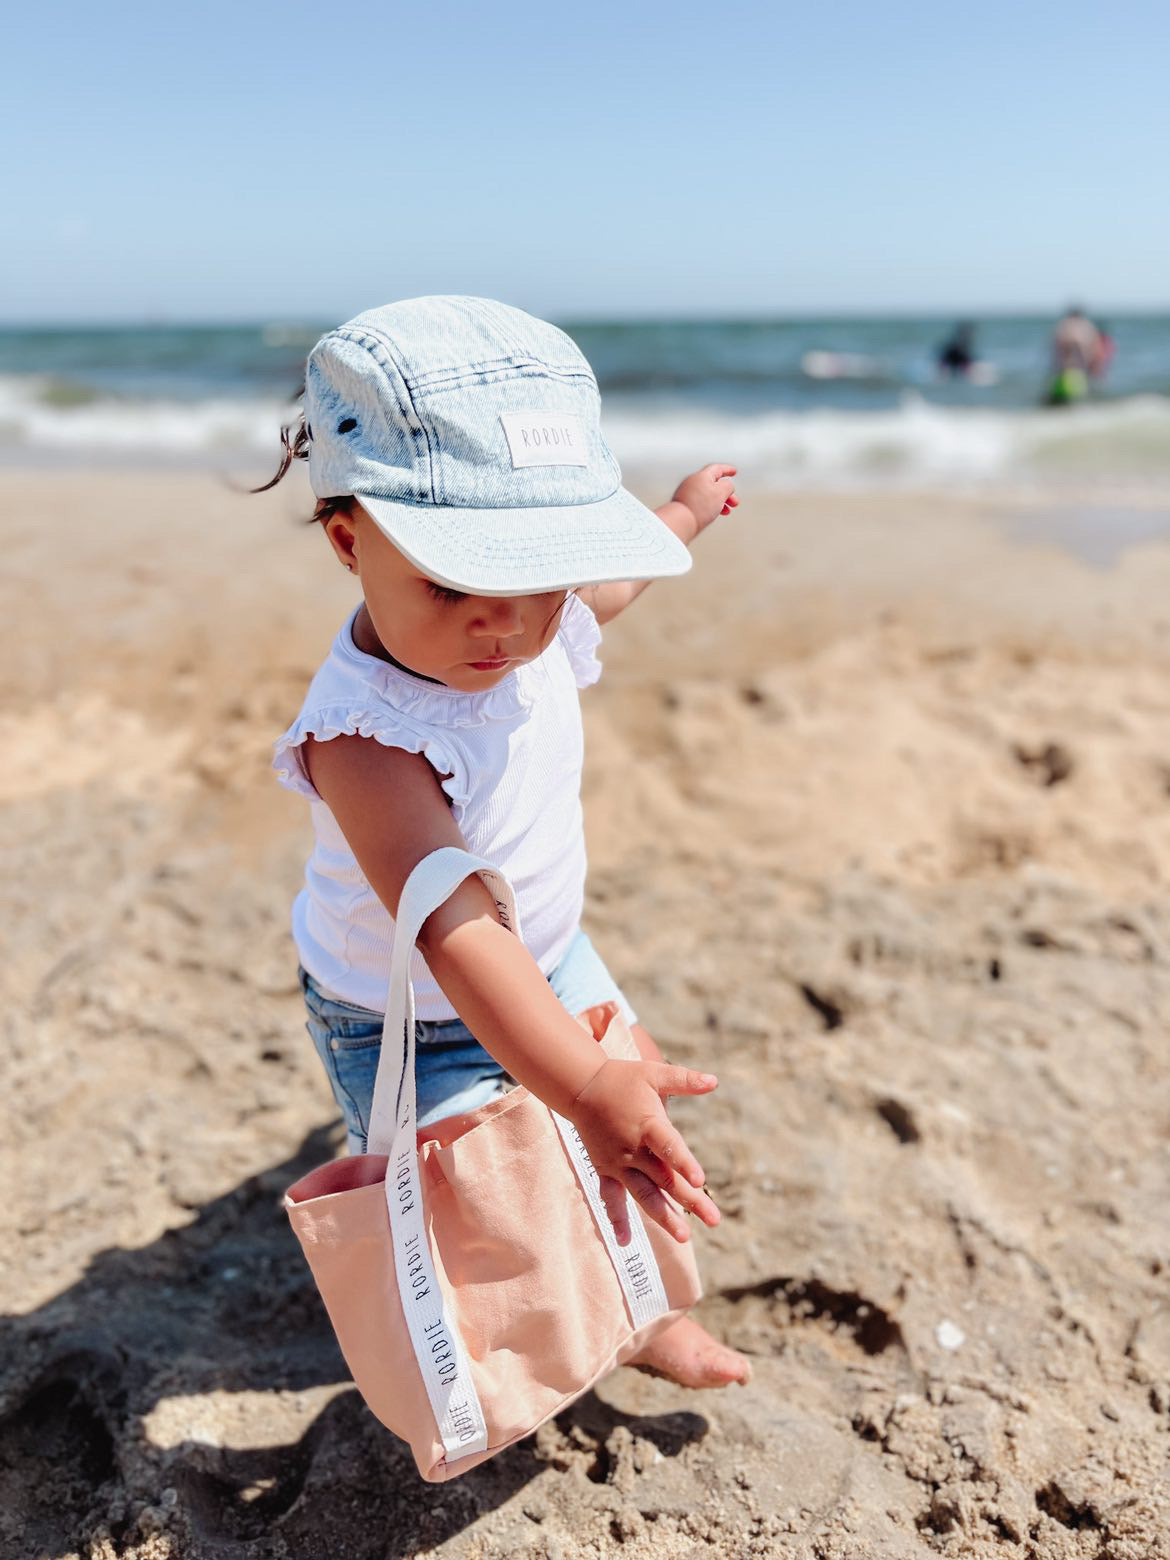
499, 410, 589, 469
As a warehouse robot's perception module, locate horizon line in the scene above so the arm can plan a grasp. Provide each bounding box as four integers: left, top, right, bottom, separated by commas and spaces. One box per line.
1, 302, 1168, 331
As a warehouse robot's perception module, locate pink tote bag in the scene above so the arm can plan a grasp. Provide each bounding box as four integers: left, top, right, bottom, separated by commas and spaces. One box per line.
285, 847, 702, 1481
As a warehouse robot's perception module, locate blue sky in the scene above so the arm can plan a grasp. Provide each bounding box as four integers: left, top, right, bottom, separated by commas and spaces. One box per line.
4, 0, 1167, 321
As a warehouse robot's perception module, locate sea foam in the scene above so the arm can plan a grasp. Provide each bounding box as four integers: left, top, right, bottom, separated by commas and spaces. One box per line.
1, 375, 1168, 490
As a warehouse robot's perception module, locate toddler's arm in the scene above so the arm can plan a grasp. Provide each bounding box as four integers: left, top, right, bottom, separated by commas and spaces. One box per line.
303, 734, 721, 1245
581, 463, 738, 624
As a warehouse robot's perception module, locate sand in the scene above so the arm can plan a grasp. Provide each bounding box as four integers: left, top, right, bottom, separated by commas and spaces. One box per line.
1, 468, 1168, 1559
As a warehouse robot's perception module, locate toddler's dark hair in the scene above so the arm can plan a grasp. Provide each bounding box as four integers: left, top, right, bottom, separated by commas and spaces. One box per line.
250, 384, 353, 527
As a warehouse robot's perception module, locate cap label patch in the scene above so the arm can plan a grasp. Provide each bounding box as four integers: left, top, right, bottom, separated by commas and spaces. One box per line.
499, 410, 588, 468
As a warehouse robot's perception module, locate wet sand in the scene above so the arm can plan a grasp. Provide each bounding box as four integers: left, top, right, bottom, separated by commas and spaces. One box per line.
2, 468, 1169, 1557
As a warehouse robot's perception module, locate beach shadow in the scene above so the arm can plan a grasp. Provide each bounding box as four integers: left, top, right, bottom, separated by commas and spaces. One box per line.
0, 1126, 707, 1558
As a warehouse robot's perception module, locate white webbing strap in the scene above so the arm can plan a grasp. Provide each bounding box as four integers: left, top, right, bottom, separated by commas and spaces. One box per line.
550, 1112, 670, 1329
366, 846, 667, 1468
368, 848, 514, 1463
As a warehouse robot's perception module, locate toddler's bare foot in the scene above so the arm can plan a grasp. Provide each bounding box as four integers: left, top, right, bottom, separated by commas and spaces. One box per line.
627, 1317, 752, 1388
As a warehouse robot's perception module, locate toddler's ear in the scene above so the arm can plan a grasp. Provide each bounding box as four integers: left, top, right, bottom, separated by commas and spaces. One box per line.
322, 509, 360, 574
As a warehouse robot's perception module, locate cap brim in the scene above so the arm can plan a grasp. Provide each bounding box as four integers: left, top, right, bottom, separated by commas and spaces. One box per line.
352, 486, 692, 595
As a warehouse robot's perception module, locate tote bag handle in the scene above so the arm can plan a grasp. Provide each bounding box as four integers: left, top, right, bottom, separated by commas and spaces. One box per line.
366, 847, 521, 1158
364, 848, 520, 1463
365, 845, 668, 1468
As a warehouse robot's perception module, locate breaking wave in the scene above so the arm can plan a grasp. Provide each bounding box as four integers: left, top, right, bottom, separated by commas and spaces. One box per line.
1, 374, 1168, 490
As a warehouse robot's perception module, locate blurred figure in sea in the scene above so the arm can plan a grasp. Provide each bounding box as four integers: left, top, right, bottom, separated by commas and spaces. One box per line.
934, 321, 998, 387
1090, 319, 1116, 383
936, 321, 976, 378
1046, 305, 1103, 405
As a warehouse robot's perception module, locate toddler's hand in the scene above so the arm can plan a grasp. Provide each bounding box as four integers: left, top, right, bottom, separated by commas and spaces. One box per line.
672, 463, 739, 539
567, 1058, 722, 1247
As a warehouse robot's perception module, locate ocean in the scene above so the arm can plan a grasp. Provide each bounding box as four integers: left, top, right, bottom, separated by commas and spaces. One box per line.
2, 314, 1168, 489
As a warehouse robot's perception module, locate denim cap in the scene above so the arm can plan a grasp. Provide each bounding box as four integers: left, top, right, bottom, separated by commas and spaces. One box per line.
304, 296, 692, 595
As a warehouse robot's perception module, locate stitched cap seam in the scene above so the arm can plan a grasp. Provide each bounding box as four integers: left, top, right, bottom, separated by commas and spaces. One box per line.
331, 331, 592, 395
344, 327, 438, 504
353, 479, 627, 514
413, 361, 597, 394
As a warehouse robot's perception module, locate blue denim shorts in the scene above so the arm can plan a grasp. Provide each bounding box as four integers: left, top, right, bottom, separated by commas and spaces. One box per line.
299, 927, 636, 1151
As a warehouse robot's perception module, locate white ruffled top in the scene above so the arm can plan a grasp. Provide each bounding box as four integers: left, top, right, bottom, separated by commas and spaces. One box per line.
273, 592, 603, 1019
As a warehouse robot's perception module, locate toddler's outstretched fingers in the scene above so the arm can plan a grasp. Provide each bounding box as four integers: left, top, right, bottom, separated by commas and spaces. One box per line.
655, 1063, 718, 1099
623, 1168, 690, 1245
598, 1173, 631, 1247
642, 1117, 705, 1189
641, 1158, 722, 1229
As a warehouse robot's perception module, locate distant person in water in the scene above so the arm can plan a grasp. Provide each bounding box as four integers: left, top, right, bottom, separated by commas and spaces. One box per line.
1090, 320, 1115, 383
937, 321, 976, 378
934, 322, 998, 387
1046, 306, 1103, 405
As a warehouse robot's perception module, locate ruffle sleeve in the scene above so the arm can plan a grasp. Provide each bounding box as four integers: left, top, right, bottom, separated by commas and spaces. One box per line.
558, 592, 603, 690
272, 702, 468, 807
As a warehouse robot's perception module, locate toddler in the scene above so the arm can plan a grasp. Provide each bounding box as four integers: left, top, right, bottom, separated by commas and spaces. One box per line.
263, 296, 749, 1388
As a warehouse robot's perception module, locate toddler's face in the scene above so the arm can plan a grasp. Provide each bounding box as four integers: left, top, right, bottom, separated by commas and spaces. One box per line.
327, 503, 569, 692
